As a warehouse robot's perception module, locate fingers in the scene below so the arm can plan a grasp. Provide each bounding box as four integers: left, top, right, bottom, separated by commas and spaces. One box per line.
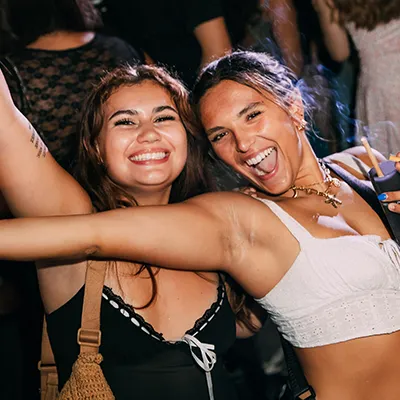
377, 190, 400, 213
235, 186, 257, 198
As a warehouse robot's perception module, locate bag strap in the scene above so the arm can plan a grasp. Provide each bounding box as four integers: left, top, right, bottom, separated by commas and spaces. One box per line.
280, 337, 316, 400
78, 260, 107, 354
39, 319, 58, 400
39, 260, 107, 399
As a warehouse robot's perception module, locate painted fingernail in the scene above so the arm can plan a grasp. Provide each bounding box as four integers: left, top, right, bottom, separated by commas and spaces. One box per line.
388, 203, 396, 212
378, 193, 388, 201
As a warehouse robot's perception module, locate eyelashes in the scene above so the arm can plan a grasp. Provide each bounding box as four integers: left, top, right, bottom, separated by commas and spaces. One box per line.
114, 118, 135, 126
154, 115, 176, 123
113, 115, 176, 126
211, 132, 228, 143
247, 111, 261, 121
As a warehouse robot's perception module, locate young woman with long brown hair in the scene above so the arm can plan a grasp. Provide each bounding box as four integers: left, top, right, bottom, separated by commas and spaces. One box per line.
0, 63, 261, 400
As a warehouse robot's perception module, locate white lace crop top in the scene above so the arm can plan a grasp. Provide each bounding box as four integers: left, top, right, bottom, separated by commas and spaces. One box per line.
255, 198, 400, 348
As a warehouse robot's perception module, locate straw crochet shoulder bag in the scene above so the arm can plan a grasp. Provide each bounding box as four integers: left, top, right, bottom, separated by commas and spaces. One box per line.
39, 261, 115, 400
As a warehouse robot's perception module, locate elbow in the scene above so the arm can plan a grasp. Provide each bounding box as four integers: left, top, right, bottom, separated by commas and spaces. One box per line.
84, 245, 101, 257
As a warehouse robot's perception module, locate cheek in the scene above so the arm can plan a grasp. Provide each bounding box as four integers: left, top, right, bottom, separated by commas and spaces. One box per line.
211, 139, 234, 163
167, 129, 188, 160
102, 134, 129, 162
175, 138, 188, 168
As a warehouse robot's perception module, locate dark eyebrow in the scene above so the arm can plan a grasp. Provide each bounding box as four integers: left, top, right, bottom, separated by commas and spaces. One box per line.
109, 109, 138, 121
237, 101, 263, 118
153, 105, 178, 114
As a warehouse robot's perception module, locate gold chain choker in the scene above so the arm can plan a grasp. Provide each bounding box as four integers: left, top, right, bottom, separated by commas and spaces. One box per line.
290, 160, 342, 208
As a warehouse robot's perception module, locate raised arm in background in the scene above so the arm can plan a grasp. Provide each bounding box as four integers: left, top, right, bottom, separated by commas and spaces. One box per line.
311, 0, 350, 62
266, 0, 304, 77
0, 192, 281, 298
0, 69, 92, 217
194, 17, 232, 68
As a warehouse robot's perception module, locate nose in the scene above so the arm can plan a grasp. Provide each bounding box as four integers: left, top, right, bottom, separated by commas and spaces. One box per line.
234, 130, 255, 153
136, 125, 161, 144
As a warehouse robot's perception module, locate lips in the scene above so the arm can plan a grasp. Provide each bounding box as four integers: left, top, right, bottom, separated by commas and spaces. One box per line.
244, 147, 277, 177
128, 148, 170, 164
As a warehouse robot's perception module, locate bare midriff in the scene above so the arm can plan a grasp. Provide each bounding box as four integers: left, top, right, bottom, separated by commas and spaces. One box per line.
295, 331, 400, 400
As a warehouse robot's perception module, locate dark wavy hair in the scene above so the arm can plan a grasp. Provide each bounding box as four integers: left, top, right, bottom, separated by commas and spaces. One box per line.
74, 64, 215, 308
76, 64, 214, 211
331, 0, 400, 30
5, 0, 102, 46
192, 51, 295, 331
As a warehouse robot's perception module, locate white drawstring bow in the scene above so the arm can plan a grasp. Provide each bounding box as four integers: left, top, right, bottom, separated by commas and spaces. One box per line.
180, 334, 217, 400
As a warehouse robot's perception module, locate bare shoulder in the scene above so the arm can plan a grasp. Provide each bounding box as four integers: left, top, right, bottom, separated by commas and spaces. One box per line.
326, 147, 386, 181
186, 191, 274, 213
186, 191, 282, 247
343, 146, 386, 166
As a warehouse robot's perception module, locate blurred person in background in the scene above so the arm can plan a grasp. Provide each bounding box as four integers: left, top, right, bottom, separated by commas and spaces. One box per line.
313, 0, 400, 157
101, 0, 231, 88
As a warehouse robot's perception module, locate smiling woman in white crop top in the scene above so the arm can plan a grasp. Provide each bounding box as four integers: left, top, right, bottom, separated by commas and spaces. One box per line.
1, 51, 400, 400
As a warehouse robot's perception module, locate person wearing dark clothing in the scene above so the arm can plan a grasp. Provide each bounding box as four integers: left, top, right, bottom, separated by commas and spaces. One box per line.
102, 0, 231, 87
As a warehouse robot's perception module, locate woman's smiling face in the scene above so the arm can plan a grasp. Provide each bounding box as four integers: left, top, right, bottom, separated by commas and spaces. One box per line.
98, 80, 188, 196
199, 79, 304, 195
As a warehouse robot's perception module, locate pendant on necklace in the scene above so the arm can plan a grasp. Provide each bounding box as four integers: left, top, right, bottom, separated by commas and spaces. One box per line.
324, 193, 342, 208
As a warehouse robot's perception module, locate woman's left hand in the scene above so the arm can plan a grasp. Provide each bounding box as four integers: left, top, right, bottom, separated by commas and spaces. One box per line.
234, 186, 257, 198
377, 155, 400, 213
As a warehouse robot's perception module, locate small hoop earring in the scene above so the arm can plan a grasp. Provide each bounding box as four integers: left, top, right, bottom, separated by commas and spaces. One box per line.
297, 119, 307, 132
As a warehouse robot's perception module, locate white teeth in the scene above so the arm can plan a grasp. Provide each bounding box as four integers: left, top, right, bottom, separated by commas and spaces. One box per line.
130, 152, 167, 161
245, 147, 275, 167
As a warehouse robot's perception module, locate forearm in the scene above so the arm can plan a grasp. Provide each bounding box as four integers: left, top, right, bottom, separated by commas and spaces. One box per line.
194, 17, 232, 68
0, 199, 231, 270
312, 0, 350, 62
268, 0, 304, 77
0, 214, 98, 262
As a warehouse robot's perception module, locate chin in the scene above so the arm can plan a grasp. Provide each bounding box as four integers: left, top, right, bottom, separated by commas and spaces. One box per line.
251, 176, 292, 196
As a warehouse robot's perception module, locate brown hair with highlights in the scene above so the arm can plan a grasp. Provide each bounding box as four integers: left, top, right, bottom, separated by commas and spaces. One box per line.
74, 64, 214, 308
330, 0, 400, 30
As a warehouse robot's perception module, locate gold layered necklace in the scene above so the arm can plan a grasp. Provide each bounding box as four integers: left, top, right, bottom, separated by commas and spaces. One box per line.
290, 160, 342, 208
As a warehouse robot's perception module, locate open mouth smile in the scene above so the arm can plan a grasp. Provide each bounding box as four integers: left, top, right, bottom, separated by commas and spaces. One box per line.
129, 149, 170, 164
244, 146, 277, 177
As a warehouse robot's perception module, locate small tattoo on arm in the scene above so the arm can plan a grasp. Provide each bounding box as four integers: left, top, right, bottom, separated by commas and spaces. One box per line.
28, 123, 48, 158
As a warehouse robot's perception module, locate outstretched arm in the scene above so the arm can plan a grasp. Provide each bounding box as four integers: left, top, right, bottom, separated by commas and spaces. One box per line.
0, 69, 92, 217
267, 0, 304, 77
0, 192, 274, 294
312, 0, 350, 62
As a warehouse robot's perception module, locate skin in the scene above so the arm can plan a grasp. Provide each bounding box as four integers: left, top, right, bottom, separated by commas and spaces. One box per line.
1, 75, 400, 398
265, 0, 304, 76
311, 0, 350, 62
194, 17, 232, 68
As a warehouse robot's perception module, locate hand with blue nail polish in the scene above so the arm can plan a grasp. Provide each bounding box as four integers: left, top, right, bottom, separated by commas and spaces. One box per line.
378, 193, 388, 201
